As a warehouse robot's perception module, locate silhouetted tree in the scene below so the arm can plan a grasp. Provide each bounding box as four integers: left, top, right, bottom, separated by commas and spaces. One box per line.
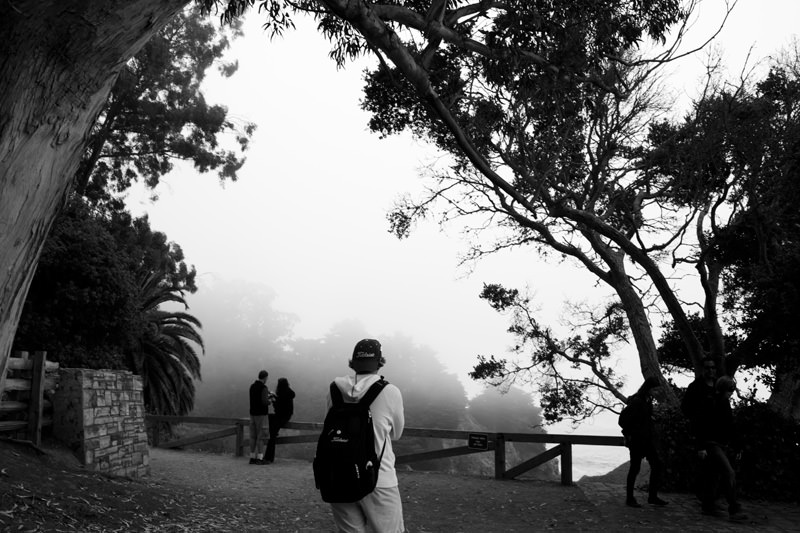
652, 54, 800, 419
131, 272, 203, 415
75, 5, 253, 213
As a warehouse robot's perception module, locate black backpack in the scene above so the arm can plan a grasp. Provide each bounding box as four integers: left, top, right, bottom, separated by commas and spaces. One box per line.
618, 397, 634, 433
312, 379, 388, 503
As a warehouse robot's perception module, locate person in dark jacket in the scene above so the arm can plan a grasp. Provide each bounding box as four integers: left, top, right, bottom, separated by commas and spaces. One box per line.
681, 357, 717, 441
248, 370, 272, 465
695, 375, 747, 520
264, 377, 295, 463
620, 377, 667, 507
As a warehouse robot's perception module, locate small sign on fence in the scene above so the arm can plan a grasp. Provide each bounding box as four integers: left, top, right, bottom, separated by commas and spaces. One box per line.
467, 433, 489, 450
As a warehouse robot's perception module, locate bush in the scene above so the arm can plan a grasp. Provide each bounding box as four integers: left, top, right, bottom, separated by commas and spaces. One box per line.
654, 401, 800, 502
654, 403, 697, 494
734, 403, 800, 501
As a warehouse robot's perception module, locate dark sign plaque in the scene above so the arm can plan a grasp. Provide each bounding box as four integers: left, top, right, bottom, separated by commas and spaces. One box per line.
467, 433, 489, 450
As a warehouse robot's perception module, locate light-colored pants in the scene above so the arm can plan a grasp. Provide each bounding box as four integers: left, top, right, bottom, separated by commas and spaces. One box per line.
330, 485, 404, 533
249, 415, 268, 454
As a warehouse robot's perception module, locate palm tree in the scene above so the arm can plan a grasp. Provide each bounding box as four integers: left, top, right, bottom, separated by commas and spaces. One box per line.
130, 272, 204, 416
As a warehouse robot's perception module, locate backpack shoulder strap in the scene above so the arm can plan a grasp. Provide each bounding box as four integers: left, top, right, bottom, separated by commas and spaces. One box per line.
329, 381, 344, 407
359, 378, 388, 407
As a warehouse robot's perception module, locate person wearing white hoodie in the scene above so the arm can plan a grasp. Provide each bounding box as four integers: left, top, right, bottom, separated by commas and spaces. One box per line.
327, 338, 405, 533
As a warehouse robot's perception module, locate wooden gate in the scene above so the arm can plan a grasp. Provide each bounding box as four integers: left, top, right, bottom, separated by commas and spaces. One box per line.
0, 351, 59, 446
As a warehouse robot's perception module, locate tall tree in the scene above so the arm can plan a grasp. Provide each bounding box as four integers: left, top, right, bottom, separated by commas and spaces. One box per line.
1, 0, 192, 390
0, 0, 255, 391
252, 0, 697, 418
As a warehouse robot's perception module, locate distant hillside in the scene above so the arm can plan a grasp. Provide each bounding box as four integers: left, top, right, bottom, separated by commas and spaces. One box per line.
579, 460, 645, 485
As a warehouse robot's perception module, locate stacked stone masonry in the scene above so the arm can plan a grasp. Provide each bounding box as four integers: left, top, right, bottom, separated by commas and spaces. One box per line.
53, 369, 150, 478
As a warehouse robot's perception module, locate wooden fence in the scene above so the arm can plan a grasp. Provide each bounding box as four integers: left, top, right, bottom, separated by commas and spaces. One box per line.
146, 415, 625, 485
0, 351, 59, 446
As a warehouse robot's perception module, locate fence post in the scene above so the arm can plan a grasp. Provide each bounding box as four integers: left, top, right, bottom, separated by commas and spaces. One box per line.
494, 433, 506, 479
235, 421, 245, 457
560, 443, 573, 486
27, 351, 46, 446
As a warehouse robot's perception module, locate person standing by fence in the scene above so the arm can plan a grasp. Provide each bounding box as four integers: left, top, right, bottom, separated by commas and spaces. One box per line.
248, 370, 272, 465
264, 377, 295, 464
619, 377, 668, 508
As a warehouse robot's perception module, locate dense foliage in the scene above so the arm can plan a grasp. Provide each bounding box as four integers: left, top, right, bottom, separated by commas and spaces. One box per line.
654, 400, 800, 502
13, 201, 141, 369
76, 5, 254, 212
650, 56, 800, 418
130, 273, 203, 415
12, 199, 202, 414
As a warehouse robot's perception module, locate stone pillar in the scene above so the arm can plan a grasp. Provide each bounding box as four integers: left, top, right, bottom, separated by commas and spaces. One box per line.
52, 369, 150, 477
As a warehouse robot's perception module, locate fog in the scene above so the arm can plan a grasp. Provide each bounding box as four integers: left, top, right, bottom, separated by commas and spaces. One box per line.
178, 276, 556, 478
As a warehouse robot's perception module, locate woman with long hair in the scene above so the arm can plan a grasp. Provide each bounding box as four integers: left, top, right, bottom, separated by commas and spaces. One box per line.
264, 377, 296, 464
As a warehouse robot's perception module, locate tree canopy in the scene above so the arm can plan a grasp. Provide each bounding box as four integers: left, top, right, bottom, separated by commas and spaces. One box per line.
198, 0, 799, 423
12, 198, 203, 414
218, 0, 692, 417
76, 5, 254, 213
650, 53, 800, 418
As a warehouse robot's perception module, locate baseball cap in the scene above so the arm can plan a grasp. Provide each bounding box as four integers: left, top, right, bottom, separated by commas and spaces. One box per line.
350, 339, 383, 372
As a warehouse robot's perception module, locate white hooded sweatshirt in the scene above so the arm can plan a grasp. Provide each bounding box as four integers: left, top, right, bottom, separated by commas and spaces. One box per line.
328, 373, 405, 488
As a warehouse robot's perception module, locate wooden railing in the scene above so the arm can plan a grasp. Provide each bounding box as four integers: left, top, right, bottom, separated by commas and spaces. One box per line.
145, 415, 625, 485
0, 351, 59, 446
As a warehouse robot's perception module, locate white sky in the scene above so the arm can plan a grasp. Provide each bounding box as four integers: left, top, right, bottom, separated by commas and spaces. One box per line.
128, 0, 800, 411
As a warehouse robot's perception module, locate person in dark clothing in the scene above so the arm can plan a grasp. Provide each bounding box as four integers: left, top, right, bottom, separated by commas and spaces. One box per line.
248, 370, 272, 465
264, 377, 295, 463
681, 357, 717, 435
681, 357, 717, 503
696, 375, 747, 520
620, 377, 668, 507
681, 358, 746, 519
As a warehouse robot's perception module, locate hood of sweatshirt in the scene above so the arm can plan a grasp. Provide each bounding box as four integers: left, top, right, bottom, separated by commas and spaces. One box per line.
333, 373, 382, 402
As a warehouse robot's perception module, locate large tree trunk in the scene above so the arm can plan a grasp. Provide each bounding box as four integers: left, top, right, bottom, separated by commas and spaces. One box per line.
768, 355, 800, 421
0, 0, 189, 393
606, 251, 679, 406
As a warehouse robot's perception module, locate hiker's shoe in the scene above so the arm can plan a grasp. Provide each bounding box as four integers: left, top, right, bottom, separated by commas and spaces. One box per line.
625, 497, 642, 508
648, 496, 668, 506
249, 458, 258, 465
260, 459, 273, 465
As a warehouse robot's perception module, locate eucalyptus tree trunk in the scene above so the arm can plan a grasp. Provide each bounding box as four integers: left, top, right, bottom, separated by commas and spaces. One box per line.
0, 0, 189, 392
769, 356, 800, 421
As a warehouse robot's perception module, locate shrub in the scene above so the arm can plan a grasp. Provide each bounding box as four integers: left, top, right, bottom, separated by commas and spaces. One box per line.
655, 400, 800, 502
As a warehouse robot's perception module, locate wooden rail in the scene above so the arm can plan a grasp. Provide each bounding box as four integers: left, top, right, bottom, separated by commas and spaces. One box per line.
0, 351, 59, 446
145, 416, 625, 485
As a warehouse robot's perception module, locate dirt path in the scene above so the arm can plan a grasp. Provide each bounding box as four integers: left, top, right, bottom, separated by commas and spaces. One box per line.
149, 448, 800, 532
149, 448, 598, 532
4, 440, 797, 532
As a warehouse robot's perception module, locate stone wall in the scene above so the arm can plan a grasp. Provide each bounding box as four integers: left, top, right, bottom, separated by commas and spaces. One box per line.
53, 369, 149, 478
